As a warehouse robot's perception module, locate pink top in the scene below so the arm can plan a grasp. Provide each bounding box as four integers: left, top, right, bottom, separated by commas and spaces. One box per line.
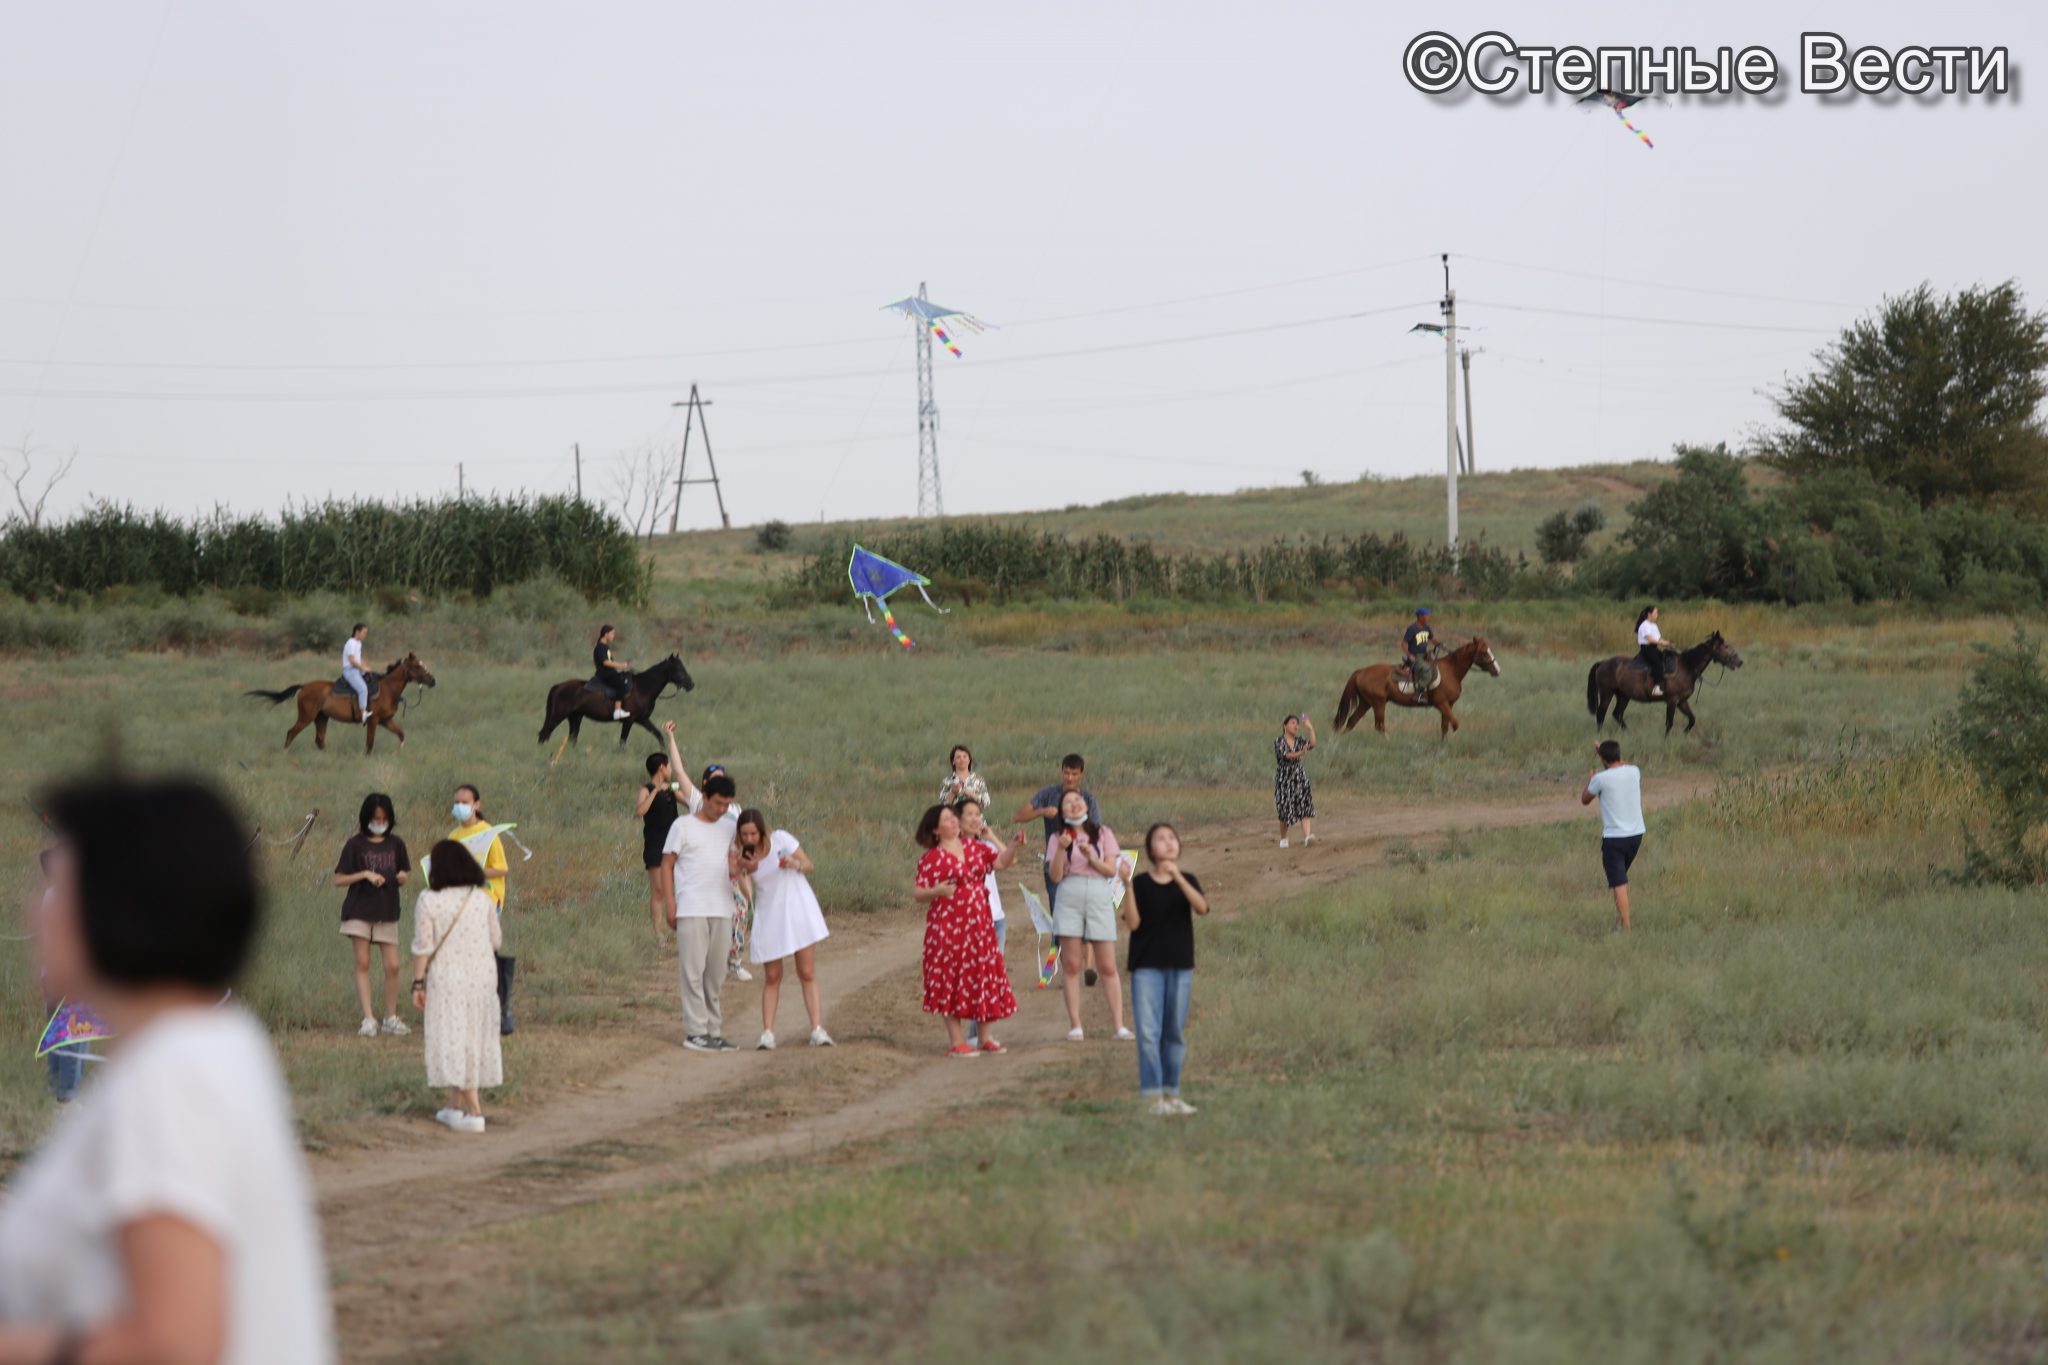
1045, 825, 1121, 879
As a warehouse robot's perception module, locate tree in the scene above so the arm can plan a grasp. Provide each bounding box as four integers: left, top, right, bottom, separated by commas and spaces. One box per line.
607, 444, 680, 546
1535, 503, 1606, 566
1756, 281, 2048, 511
1, 435, 78, 529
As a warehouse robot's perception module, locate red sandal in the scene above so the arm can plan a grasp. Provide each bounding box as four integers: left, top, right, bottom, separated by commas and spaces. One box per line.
946, 1043, 977, 1058
979, 1039, 1007, 1054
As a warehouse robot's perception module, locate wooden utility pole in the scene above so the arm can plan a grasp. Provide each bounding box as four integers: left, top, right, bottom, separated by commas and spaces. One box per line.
668, 384, 731, 532
1441, 254, 1459, 557
1460, 346, 1476, 475
458, 463, 465, 499
574, 443, 583, 500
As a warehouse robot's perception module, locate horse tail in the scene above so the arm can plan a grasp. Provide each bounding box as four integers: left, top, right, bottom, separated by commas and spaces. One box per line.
1333, 676, 1358, 731
245, 684, 303, 705
1584, 663, 1601, 718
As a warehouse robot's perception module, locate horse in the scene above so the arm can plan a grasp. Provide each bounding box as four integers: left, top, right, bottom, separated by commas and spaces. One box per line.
1586, 631, 1744, 734
1332, 636, 1501, 739
537, 652, 695, 748
245, 652, 438, 753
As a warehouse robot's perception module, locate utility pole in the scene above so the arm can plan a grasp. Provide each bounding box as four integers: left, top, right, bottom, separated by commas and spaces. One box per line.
914, 281, 943, 518
458, 463, 465, 500
1460, 346, 1476, 475
1441, 254, 1459, 557
667, 384, 731, 532
574, 442, 582, 500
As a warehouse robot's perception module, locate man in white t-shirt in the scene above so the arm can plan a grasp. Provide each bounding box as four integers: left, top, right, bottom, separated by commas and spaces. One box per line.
662, 772, 740, 1051
341, 622, 371, 725
1580, 739, 1646, 931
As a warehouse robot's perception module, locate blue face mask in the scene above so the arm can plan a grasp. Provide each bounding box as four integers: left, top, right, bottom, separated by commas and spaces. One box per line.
451, 802, 474, 824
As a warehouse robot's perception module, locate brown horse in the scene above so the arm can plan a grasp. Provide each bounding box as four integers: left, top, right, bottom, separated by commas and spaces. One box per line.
538, 652, 695, 748
246, 652, 437, 753
1332, 636, 1501, 738
1587, 631, 1743, 734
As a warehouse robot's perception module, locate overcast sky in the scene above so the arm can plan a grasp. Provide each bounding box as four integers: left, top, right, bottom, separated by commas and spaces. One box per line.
0, 0, 2039, 530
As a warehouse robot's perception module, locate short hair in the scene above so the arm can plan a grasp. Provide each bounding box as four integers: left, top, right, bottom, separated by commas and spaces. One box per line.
357, 792, 396, 835
735, 809, 770, 848
1597, 740, 1622, 765
950, 744, 973, 769
1061, 753, 1085, 772
702, 774, 737, 800
351, 622, 366, 634
646, 752, 669, 777
49, 777, 259, 991
914, 803, 953, 849
455, 783, 481, 803
427, 839, 487, 890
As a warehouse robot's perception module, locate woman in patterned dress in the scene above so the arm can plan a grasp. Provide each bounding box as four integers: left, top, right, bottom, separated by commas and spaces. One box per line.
938, 744, 990, 810
913, 803, 1026, 1057
1274, 713, 1317, 848
408, 840, 504, 1133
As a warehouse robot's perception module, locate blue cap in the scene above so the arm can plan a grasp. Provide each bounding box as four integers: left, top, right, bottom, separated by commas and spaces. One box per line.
1415, 605, 1432, 616
701, 763, 727, 782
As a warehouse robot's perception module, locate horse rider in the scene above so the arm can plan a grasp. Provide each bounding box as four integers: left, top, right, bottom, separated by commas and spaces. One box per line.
342, 622, 372, 725
1403, 606, 1442, 697
592, 623, 634, 722
1634, 604, 1671, 698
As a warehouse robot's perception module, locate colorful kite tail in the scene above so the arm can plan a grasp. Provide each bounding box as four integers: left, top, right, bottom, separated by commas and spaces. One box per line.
881, 603, 917, 650
1612, 105, 1653, 148
1038, 945, 1059, 988
930, 321, 963, 357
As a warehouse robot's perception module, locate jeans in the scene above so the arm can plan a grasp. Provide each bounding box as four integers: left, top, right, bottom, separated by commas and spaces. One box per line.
343, 666, 369, 715
1131, 967, 1192, 1097
46, 1048, 84, 1102
966, 918, 1007, 1043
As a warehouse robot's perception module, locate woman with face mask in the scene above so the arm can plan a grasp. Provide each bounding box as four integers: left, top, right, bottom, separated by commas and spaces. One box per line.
1047, 789, 1132, 1042
333, 793, 412, 1039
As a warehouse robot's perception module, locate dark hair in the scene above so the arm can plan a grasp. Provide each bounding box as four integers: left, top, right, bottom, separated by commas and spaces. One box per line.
1635, 605, 1657, 628
1061, 753, 1085, 772
427, 839, 487, 891
1281, 713, 1299, 728
455, 783, 481, 804
914, 803, 955, 849
49, 777, 259, 991
950, 744, 973, 769
357, 792, 396, 836
702, 774, 737, 800
953, 795, 984, 816
735, 809, 770, 849
1144, 822, 1178, 863
1597, 739, 1623, 765
1056, 788, 1101, 846
646, 752, 669, 778
700, 763, 727, 784
598, 623, 615, 639
351, 622, 366, 634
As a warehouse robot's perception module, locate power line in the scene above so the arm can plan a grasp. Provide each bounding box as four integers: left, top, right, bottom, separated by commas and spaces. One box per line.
1462, 300, 1837, 335
1455, 254, 1861, 310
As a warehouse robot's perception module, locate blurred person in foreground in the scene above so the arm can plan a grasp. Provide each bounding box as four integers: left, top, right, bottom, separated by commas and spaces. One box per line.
0, 777, 334, 1365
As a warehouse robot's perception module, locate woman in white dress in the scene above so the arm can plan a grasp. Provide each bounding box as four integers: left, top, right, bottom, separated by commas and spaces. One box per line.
0, 777, 335, 1365
736, 810, 832, 1051
408, 840, 505, 1133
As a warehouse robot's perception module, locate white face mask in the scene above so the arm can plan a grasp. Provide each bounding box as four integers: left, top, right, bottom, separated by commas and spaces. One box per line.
368, 821, 390, 836
1063, 814, 1086, 827
451, 802, 474, 824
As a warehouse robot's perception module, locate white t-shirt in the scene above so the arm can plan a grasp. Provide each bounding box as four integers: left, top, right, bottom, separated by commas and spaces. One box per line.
665, 793, 736, 918
0, 1007, 334, 1364
975, 834, 1006, 922
342, 637, 364, 671
1586, 764, 1647, 839
1636, 619, 1663, 647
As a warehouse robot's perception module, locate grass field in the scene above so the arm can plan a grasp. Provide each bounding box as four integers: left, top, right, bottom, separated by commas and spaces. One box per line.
2, 468, 2043, 1362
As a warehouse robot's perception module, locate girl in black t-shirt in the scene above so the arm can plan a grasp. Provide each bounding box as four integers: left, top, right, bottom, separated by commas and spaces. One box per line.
592, 623, 633, 721
333, 792, 412, 1038
1119, 822, 1208, 1117
635, 720, 689, 942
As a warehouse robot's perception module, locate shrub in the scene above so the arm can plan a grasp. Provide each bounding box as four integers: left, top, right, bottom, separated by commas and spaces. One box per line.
1536, 503, 1606, 566
754, 520, 793, 552
1946, 628, 2048, 885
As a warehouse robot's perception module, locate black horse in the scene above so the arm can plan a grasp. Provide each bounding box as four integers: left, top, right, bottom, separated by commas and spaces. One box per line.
1587, 631, 1744, 734
538, 653, 695, 747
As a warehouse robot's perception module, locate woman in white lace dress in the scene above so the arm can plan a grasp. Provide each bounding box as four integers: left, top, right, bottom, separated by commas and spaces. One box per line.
408, 840, 503, 1134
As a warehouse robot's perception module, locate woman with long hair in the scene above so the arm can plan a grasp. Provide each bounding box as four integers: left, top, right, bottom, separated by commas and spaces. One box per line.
1048, 789, 1131, 1042
1120, 823, 1209, 1116
1634, 604, 1668, 697
914, 804, 1025, 1056
736, 809, 832, 1049
592, 623, 633, 721
409, 841, 504, 1133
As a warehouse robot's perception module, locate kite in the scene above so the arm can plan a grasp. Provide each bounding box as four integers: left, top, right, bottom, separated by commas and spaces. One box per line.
1016, 884, 1060, 988
848, 544, 948, 651
882, 294, 988, 357
421, 822, 532, 884
37, 999, 112, 1059
1579, 89, 1658, 148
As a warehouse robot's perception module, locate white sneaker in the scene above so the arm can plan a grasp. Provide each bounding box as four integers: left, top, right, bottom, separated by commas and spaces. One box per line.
357, 1018, 379, 1038
1114, 1027, 1137, 1041
1303, 835, 1317, 846
1148, 1098, 1177, 1117
757, 1030, 776, 1051
435, 1108, 467, 1131
612, 708, 630, 721
1066, 1027, 1085, 1042
810, 1027, 834, 1047
1278, 838, 1289, 848
380, 1015, 410, 1037
729, 965, 754, 982
458, 1113, 485, 1133
1168, 1097, 1199, 1116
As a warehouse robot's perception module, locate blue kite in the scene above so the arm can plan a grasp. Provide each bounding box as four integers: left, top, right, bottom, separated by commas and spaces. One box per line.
848, 544, 947, 650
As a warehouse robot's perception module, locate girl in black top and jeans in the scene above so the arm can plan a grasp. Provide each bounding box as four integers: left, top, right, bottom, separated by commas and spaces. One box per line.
593, 623, 633, 721
1119, 822, 1208, 1117
635, 721, 688, 942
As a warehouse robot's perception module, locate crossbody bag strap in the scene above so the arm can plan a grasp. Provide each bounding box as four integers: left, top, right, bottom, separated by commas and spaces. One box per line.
420, 891, 478, 983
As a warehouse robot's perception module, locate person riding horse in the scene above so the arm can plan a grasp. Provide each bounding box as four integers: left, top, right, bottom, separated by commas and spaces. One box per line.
342, 622, 372, 725
591, 624, 633, 722
1403, 606, 1444, 697
1634, 605, 1673, 698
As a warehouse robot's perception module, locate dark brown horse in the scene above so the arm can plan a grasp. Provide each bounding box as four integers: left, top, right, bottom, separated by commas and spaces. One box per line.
246, 652, 437, 753
538, 652, 695, 748
1332, 636, 1501, 739
1587, 631, 1744, 734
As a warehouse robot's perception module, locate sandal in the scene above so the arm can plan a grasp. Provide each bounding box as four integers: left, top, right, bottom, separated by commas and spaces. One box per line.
946, 1043, 977, 1058
979, 1039, 1007, 1054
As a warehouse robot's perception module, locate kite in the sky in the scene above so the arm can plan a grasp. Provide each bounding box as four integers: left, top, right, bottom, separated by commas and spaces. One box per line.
1017, 884, 1059, 988
37, 999, 112, 1059
1579, 89, 1658, 148
421, 822, 532, 884
882, 294, 987, 357
1409, 322, 1477, 336
848, 544, 948, 650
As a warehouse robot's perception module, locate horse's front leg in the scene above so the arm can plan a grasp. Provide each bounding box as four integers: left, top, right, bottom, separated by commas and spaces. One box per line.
382, 716, 407, 748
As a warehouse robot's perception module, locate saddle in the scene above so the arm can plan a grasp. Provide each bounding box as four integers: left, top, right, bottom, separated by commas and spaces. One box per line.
334, 670, 385, 719
1396, 660, 1437, 697
1624, 647, 1677, 675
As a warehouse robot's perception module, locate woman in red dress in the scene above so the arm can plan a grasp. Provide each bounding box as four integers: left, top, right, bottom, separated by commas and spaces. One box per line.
914, 803, 1026, 1056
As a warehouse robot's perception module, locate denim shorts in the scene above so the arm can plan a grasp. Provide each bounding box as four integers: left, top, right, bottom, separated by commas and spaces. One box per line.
1601, 835, 1643, 888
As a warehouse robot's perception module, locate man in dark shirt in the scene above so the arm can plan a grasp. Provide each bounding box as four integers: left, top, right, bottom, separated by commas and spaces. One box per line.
1012, 753, 1103, 982
1403, 606, 1441, 696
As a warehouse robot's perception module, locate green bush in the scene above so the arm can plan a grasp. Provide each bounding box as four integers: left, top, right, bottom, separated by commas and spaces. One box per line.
1946, 628, 2048, 885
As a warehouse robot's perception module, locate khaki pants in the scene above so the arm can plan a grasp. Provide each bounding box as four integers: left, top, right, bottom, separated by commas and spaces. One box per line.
678, 915, 734, 1040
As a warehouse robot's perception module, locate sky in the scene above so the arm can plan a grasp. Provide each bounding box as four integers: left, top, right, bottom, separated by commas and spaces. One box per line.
0, 0, 2040, 531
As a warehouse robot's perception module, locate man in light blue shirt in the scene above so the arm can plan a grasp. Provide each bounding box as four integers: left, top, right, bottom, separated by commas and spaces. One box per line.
1580, 739, 1644, 931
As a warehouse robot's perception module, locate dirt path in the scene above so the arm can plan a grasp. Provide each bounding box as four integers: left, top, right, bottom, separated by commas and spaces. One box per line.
321, 774, 1713, 1361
